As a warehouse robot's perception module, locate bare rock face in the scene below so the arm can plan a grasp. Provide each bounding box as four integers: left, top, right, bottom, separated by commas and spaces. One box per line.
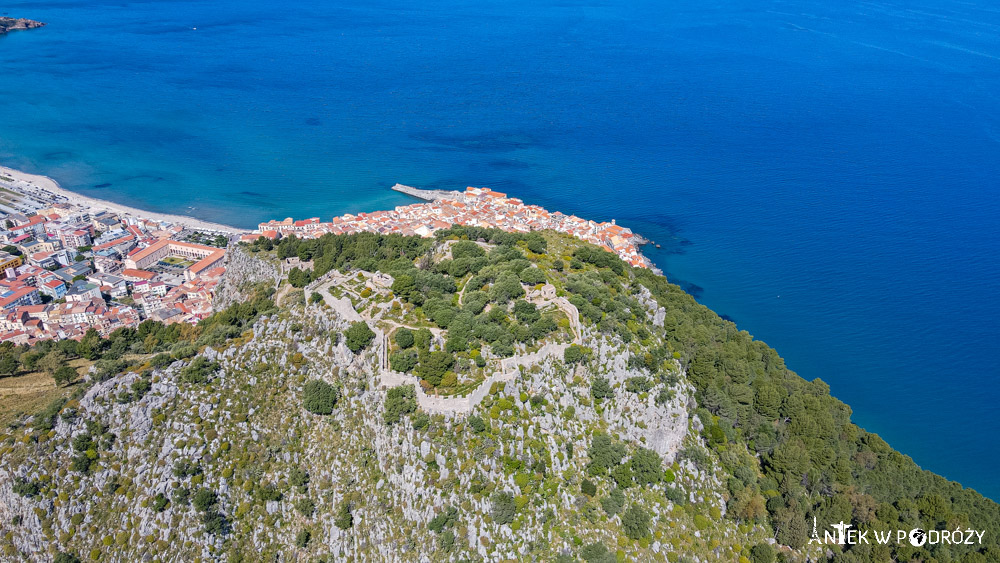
212, 243, 280, 309
0, 18, 46, 35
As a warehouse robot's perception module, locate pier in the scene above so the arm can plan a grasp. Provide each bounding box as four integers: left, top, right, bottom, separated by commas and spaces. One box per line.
390, 183, 463, 202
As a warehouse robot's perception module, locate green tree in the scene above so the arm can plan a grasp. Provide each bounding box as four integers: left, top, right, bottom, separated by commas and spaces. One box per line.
287, 267, 311, 288
428, 506, 458, 533
564, 344, 588, 365
621, 505, 650, 540
391, 274, 417, 303
192, 488, 218, 512
468, 415, 487, 434
750, 543, 776, 563
413, 328, 432, 351
491, 492, 517, 525
394, 328, 414, 349
581, 479, 597, 496
38, 349, 68, 376
630, 448, 662, 485
0, 353, 19, 377
52, 365, 77, 387
591, 377, 614, 400
580, 543, 616, 563
451, 240, 486, 260
601, 488, 625, 516
334, 500, 353, 530
384, 385, 417, 424
489, 272, 524, 304
180, 357, 219, 384
302, 380, 339, 415
389, 350, 418, 372
519, 266, 546, 285
587, 433, 626, 476
344, 322, 375, 353
415, 351, 454, 387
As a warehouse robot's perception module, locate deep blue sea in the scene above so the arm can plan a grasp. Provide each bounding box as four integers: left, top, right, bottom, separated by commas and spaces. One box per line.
2, 0, 998, 498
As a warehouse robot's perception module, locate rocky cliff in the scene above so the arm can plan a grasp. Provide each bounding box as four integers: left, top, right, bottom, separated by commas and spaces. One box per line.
212, 243, 280, 310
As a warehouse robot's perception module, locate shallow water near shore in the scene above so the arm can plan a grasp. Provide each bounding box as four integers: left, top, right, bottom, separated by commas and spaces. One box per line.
1, 0, 999, 498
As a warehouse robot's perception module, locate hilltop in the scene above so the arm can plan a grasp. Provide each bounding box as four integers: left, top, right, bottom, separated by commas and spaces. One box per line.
0, 228, 997, 562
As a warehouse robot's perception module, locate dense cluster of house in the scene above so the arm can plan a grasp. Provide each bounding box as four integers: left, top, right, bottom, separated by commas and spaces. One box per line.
246, 187, 652, 268
0, 203, 228, 344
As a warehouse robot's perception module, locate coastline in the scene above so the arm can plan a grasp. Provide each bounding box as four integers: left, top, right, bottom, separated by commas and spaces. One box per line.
0, 165, 244, 234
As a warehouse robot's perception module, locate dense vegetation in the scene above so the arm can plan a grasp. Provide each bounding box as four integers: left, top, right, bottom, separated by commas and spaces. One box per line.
632, 266, 1000, 562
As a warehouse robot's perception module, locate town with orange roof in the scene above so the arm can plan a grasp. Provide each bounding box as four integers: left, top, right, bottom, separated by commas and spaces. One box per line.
0, 191, 233, 344
246, 186, 654, 269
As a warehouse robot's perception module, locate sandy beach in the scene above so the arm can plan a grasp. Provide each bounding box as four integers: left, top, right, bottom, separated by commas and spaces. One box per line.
0, 165, 245, 234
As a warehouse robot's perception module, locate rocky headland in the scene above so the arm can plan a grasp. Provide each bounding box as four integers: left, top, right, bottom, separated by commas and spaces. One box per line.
0, 18, 45, 35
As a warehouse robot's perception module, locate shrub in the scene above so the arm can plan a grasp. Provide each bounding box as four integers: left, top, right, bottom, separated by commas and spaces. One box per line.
411, 411, 430, 430
153, 493, 168, 512
295, 529, 311, 548
295, 498, 315, 517
53, 554, 81, 563
581, 479, 597, 497
302, 380, 339, 415
693, 513, 711, 530
180, 357, 219, 384
625, 376, 652, 393
344, 322, 375, 353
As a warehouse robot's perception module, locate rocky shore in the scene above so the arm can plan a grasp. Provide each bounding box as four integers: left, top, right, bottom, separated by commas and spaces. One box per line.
0, 18, 45, 35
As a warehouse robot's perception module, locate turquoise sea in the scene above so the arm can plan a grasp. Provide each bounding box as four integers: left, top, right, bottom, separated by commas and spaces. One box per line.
1, 0, 998, 498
